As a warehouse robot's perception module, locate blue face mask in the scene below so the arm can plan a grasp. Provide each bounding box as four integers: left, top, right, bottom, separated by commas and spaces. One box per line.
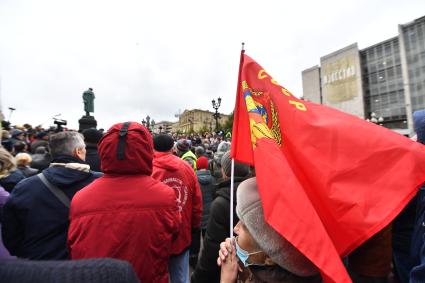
235, 237, 265, 267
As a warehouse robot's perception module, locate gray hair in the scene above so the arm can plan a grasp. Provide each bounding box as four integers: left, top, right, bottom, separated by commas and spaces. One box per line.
213, 141, 231, 167
49, 131, 85, 158
195, 146, 205, 157
236, 178, 318, 277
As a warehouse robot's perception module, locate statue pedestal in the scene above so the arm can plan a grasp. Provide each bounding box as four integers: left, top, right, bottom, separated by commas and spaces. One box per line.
79, 115, 97, 132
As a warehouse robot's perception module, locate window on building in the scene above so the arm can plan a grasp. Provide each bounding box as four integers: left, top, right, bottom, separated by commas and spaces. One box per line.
384, 43, 392, 56
378, 71, 386, 82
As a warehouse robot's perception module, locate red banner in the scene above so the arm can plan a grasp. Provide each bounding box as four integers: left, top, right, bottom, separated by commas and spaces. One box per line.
231, 53, 425, 282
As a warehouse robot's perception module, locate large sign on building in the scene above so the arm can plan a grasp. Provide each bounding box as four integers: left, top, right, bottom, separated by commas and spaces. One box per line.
320, 44, 365, 118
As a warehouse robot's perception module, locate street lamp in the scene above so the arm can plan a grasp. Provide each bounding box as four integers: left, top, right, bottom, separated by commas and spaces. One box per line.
8, 107, 16, 122
146, 115, 150, 128
211, 97, 222, 131
142, 115, 155, 131
151, 120, 155, 132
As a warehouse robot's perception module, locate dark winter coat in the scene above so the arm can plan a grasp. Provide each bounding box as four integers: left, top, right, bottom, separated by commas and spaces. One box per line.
196, 169, 216, 230
237, 263, 322, 283
0, 258, 140, 283
1, 139, 13, 152
84, 144, 101, 172
17, 165, 39, 178
0, 186, 14, 259
0, 170, 25, 193
2, 155, 102, 260
411, 187, 425, 274
191, 177, 247, 283
409, 109, 425, 282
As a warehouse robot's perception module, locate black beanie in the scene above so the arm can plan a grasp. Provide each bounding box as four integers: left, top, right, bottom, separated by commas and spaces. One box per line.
83, 128, 103, 144
154, 134, 175, 152
221, 151, 250, 178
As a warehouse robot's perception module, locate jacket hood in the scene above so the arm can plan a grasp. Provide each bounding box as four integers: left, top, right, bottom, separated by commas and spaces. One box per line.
153, 151, 182, 172
98, 122, 153, 175
43, 166, 95, 187
43, 155, 95, 187
197, 170, 213, 185
414, 109, 425, 144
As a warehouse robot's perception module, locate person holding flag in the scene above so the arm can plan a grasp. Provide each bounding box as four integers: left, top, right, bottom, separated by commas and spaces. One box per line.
229, 44, 425, 283
218, 177, 321, 283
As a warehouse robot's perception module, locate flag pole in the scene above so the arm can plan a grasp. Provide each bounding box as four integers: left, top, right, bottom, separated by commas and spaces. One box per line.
230, 42, 245, 238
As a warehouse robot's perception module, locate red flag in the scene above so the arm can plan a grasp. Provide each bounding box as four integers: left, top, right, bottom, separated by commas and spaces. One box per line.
230, 52, 425, 283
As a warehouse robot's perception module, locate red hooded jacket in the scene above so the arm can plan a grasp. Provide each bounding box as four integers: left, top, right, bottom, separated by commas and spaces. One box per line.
152, 151, 202, 254
68, 122, 180, 283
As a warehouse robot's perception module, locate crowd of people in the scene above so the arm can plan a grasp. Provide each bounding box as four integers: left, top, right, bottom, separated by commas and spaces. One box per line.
0, 115, 425, 283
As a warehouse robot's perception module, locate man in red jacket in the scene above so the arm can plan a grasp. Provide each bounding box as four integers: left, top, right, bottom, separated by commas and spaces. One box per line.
152, 134, 202, 283
68, 122, 180, 283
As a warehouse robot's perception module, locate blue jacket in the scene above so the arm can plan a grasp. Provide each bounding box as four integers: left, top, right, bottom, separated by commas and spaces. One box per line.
410, 109, 425, 282
1, 155, 102, 260
0, 170, 25, 193
411, 187, 425, 283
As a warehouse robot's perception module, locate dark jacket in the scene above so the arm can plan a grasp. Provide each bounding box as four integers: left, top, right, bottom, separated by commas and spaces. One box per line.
1, 139, 13, 152
0, 258, 140, 283
238, 264, 322, 283
411, 223, 425, 283
196, 170, 216, 230
17, 165, 39, 178
85, 144, 101, 172
409, 109, 425, 282
2, 155, 102, 260
191, 177, 247, 283
411, 187, 425, 272
392, 193, 417, 281
0, 186, 15, 259
0, 170, 25, 193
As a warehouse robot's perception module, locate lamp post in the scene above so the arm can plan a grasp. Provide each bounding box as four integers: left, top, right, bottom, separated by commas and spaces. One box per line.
151, 120, 155, 132
8, 107, 16, 122
142, 115, 155, 131
146, 115, 150, 129
211, 97, 221, 131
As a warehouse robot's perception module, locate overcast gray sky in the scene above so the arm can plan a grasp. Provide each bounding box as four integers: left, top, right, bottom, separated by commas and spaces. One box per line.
1, 0, 424, 130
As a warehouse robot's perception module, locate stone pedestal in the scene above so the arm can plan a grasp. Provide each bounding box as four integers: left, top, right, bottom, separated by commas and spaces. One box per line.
79, 115, 97, 132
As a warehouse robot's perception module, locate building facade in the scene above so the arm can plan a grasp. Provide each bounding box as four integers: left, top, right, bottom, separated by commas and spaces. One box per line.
152, 121, 174, 134
320, 43, 365, 118
301, 66, 321, 104
361, 37, 406, 130
177, 109, 228, 133
302, 15, 425, 135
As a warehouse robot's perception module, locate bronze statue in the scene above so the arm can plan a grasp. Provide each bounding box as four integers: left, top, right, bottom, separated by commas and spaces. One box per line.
82, 88, 95, 116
